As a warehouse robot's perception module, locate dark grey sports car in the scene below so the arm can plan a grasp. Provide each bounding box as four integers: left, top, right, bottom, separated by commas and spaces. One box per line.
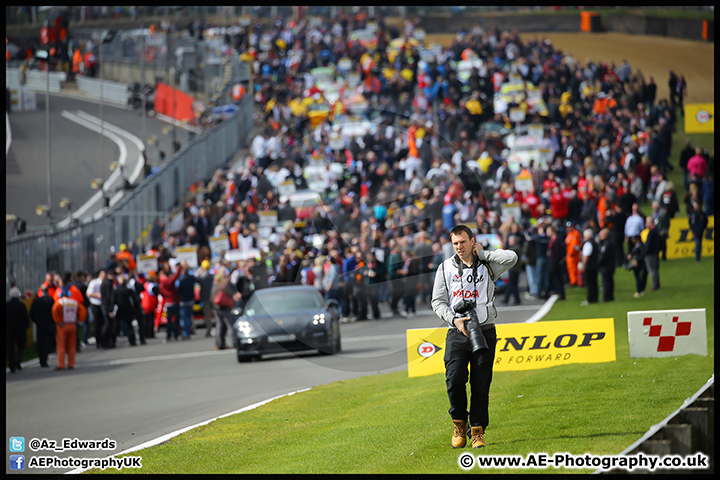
233, 285, 341, 362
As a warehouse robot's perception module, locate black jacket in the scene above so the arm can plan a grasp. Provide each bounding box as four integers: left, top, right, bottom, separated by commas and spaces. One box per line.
101, 278, 115, 316
688, 209, 708, 237
644, 227, 661, 256
598, 238, 616, 274
583, 239, 600, 272
111, 284, 136, 318
548, 236, 566, 264
30, 294, 56, 331
6, 298, 30, 335
628, 240, 647, 267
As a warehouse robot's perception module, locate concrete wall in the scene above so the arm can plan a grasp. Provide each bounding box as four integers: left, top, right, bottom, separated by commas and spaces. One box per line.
582, 13, 710, 42
419, 13, 581, 34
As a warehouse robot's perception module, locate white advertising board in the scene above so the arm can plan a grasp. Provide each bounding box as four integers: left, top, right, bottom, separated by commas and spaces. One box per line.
627, 309, 707, 358
136, 254, 159, 274
209, 235, 230, 255
175, 246, 198, 268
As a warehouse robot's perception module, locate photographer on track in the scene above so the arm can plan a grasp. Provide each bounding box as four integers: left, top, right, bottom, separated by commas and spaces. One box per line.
431, 224, 517, 449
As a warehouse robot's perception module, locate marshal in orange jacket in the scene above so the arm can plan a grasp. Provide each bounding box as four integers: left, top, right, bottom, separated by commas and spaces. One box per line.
51, 296, 87, 325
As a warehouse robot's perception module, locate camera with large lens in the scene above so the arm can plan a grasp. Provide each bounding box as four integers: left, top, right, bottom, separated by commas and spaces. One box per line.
454, 300, 488, 353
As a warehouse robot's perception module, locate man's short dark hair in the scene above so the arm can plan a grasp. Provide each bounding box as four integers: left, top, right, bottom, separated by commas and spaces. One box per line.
450, 224, 474, 241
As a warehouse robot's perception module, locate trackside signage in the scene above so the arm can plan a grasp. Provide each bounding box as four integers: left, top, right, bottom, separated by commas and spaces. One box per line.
627, 309, 707, 358
666, 216, 714, 260
406, 318, 616, 377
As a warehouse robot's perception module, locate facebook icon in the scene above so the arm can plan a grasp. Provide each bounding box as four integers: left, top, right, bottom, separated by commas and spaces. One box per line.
10, 454, 25, 470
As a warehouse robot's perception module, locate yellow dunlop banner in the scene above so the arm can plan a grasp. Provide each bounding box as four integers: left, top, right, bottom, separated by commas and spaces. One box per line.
406, 327, 448, 378
407, 318, 616, 377
666, 216, 714, 259
684, 103, 714, 134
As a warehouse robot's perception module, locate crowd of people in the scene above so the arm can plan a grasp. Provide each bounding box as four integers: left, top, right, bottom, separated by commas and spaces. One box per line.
6, 13, 714, 372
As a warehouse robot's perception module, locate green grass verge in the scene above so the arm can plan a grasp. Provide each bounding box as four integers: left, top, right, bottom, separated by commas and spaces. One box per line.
92, 256, 713, 474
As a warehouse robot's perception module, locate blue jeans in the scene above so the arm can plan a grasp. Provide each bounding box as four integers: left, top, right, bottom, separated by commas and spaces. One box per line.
704, 200, 714, 216
694, 236, 703, 262
525, 264, 538, 296
378, 282, 389, 303
179, 302, 194, 338
325, 288, 342, 315
535, 257, 549, 297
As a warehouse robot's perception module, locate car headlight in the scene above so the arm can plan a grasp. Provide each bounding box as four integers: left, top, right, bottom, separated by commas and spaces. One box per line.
237, 320, 254, 337
312, 313, 326, 326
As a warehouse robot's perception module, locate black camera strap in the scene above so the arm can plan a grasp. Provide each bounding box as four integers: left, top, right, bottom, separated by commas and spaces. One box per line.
455, 253, 479, 294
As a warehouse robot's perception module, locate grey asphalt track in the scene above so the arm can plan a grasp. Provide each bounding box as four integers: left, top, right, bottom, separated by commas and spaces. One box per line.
5, 298, 546, 474
5, 94, 184, 231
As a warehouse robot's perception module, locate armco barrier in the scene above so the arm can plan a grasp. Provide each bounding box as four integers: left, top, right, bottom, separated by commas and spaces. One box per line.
24, 70, 66, 93
5, 96, 254, 294
75, 76, 130, 107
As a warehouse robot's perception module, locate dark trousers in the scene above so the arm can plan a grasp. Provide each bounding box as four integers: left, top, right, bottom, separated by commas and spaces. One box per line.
135, 312, 147, 344
694, 236, 703, 262
165, 303, 180, 340
102, 313, 116, 348
117, 314, 137, 346
341, 283, 352, 317
6, 330, 26, 372
402, 277, 416, 314
367, 283, 381, 319
633, 265, 647, 294
585, 269, 599, 303
144, 311, 156, 338
354, 284, 369, 320
91, 305, 104, 348
644, 254, 660, 290
390, 278, 403, 313
548, 262, 566, 299
660, 233, 668, 260
503, 270, 521, 304
614, 236, 626, 267
600, 270, 615, 302
444, 326, 497, 428
36, 326, 55, 367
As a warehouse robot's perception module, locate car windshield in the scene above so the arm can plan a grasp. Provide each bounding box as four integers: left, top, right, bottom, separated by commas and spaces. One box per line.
245, 291, 323, 316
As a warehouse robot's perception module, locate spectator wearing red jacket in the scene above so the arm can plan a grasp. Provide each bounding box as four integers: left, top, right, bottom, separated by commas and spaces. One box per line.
549, 187, 569, 221
140, 272, 159, 339
522, 189, 542, 219
158, 262, 182, 342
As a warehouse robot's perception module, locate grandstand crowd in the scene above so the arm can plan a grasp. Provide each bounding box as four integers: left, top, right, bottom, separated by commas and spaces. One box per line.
6, 12, 714, 371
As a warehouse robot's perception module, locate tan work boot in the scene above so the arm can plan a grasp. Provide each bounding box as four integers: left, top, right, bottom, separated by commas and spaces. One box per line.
470, 426, 486, 448
451, 419, 468, 448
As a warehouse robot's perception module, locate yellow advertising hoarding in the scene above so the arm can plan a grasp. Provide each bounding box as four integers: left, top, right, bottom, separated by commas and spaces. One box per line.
666, 216, 714, 259
684, 103, 714, 134
407, 318, 616, 377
